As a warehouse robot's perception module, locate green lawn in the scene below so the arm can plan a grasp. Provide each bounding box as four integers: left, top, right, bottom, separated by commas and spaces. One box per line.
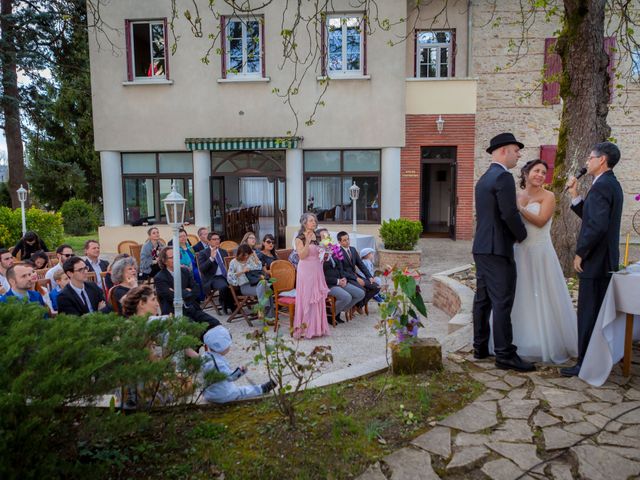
62, 232, 98, 253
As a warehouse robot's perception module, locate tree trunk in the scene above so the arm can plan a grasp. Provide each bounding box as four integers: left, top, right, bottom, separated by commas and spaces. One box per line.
1, 0, 26, 208
551, 0, 611, 275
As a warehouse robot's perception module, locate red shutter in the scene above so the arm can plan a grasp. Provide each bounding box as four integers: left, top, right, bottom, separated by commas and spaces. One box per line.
362, 16, 367, 75
220, 16, 227, 79
163, 17, 170, 80
125, 20, 133, 81
451, 29, 456, 77
261, 16, 266, 78
604, 36, 616, 103
320, 15, 326, 76
542, 38, 561, 105
540, 145, 557, 184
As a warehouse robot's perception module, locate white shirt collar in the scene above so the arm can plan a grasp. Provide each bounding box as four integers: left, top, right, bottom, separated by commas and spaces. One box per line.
592, 171, 606, 185
70, 283, 85, 297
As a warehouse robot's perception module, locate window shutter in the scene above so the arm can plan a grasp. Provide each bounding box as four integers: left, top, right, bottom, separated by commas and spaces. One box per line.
320, 15, 326, 76
539, 145, 557, 184
542, 38, 561, 105
125, 20, 133, 81
451, 29, 456, 77
261, 17, 266, 78
163, 17, 170, 80
362, 17, 367, 76
414, 31, 418, 77
604, 36, 616, 103
220, 16, 227, 79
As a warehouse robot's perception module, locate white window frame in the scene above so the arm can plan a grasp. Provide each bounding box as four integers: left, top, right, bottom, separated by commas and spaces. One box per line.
225, 17, 263, 77
326, 14, 364, 77
130, 20, 167, 81
416, 30, 452, 79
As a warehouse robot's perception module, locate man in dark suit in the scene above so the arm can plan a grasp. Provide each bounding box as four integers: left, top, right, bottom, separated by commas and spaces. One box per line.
154, 246, 219, 328
472, 133, 533, 372
323, 251, 364, 324
336, 231, 380, 313
57, 256, 109, 315
198, 231, 234, 313
192, 227, 210, 253
561, 141, 624, 377
83, 240, 109, 291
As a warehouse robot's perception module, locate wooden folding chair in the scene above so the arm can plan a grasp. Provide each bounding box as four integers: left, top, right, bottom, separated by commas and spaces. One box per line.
117, 240, 138, 255
220, 240, 238, 256
130, 243, 142, 266
270, 260, 296, 333
86, 272, 97, 283
107, 286, 121, 314
195, 253, 222, 315
36, 278, 51, 292
187, 234, 200, 247
275, 248, 293, 261
35, 268, 48, 280
224, 255, 258, 326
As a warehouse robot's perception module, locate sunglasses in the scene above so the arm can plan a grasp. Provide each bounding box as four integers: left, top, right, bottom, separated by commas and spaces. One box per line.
61, 253, 73, 258
264, 240, 273, 244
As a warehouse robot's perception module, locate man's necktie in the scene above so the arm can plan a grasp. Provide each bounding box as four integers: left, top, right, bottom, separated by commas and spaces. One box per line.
217, 251, 227, 277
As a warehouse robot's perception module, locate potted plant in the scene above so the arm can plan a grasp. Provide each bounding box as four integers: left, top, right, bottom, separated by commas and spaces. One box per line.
378, 218, 422, 270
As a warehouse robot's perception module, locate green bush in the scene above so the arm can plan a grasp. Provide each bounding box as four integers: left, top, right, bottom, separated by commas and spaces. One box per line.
0, 182, 11, 207
59, 198, 100, 235
0, 206, 64, 249
379, 218, 423, 251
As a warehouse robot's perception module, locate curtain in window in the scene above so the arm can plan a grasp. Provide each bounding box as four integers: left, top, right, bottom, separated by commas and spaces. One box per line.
239, 177, 274, 216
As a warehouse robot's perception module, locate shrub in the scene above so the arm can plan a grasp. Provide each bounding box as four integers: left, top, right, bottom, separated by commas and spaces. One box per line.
0, 182, 11, 207
379, 218, 422, 251
0, 206, 64, 249
59, 198, 100, 235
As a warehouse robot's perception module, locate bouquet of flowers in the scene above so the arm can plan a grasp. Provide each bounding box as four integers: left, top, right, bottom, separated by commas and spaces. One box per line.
318, 235, 344, 261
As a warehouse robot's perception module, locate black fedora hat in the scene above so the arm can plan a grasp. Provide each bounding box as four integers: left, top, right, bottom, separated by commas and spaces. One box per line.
486, 133, 525, 154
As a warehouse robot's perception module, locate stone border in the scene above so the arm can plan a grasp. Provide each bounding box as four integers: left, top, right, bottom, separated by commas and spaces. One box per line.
432, 264, 475, 334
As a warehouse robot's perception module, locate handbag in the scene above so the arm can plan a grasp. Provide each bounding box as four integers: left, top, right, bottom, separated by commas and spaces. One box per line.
245, 270, 263, 286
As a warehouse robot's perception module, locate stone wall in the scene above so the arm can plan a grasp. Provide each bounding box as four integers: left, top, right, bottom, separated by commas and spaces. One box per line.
432, 265, 475, 334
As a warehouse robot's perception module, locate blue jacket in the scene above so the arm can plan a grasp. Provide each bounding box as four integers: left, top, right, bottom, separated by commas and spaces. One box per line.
0, 289, 46, 306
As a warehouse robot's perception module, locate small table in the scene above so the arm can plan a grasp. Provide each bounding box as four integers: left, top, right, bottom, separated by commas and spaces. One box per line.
327, 231, 376, 253
579, 270, 640, 386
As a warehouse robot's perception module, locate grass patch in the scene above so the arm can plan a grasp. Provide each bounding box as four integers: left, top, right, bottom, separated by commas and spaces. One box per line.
62, 232, 98, 253
48, 369, 483, 479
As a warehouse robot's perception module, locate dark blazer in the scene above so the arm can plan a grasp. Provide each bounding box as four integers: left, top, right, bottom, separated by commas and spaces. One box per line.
472, 163, 527, 258
84, 258, 109, 278
571, 170, 623, 279
323, 255, 346, 287
193, 241, 209, 253
197, 248, 229, 289
339, 246, 373, 285
57, 282, 107, 316
154, 266, 200, 315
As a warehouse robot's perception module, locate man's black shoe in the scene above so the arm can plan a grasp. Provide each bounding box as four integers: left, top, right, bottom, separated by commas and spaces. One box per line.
261, 380, 277, 394
473, 349, 492, 360
495, 355, 535, 372
335, 314, 344, 324
560, 364, 581, 377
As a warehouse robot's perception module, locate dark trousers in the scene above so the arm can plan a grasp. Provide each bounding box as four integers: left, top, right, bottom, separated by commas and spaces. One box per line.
473, 254, 517, 359
205, 276, 234, 311
576, 276, 611, 364
357, 281, 380, 308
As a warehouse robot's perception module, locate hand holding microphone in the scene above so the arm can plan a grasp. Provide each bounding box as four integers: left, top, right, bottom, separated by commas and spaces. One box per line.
565, 167, 588, 196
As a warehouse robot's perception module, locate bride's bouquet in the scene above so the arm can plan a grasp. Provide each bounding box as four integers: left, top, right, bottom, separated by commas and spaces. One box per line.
318, 236, 344, 261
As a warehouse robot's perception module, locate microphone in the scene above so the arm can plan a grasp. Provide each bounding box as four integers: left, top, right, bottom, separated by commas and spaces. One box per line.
565, 167, 587, 191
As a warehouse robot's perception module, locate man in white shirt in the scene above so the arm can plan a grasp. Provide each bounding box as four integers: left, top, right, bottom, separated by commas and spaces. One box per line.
45, 244, 74, 286
56, 256, 107, 316
0, 248, 15, 295
84, 240, 109, 290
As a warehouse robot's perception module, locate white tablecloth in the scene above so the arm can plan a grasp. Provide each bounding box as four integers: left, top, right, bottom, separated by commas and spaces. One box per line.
579, 270, 640, 386
327, 231, 376, 254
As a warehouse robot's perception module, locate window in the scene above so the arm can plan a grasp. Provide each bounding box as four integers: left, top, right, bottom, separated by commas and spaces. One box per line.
122, 153, 193, 224
416, 30, 453, 78
304, 150, 380, 223
325, 14, 365, 76
125, 19, 169, 81
222, 17, 264, 78
633, 51, 640, 78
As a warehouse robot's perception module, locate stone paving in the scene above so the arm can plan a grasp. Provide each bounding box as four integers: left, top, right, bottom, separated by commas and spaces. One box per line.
358, 347, 640, 480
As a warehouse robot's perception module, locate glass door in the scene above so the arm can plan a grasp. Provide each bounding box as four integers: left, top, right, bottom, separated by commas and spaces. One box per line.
210, 177, 225, 236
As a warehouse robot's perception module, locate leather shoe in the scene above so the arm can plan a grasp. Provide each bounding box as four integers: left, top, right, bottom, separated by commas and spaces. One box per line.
473, 348, 492, 360
495, 355, 535, 372
560, 364, 581, 377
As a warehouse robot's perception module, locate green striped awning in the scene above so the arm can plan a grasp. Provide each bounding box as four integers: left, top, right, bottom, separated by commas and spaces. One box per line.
185, 136, 302, 151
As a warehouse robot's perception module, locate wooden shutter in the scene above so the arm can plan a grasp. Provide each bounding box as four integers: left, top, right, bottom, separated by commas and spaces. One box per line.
163, 17, 170, 80
539, 145, 557, 184
542, 38, 561, 105
260, 17, 266, 78
604, 36, 616, 103
362, 16, 367, 76
320, 15, 326, 76
125, 20, 133, 81
220, 16, 227, 79
451, 29, 456, 77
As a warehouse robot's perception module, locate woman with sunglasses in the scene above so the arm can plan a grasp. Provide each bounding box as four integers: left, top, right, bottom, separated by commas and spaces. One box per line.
257, 234, 277, 270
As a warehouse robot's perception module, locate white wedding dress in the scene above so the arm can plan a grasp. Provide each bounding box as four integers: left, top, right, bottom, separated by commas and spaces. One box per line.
510, 202, 578, 363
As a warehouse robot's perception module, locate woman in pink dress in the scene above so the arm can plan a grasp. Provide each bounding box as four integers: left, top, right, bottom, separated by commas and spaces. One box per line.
293, 213, 330, 339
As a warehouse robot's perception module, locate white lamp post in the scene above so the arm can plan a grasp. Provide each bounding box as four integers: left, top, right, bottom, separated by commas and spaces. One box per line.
163, 183, 187, 318
17, 185, 27, 235
349, 181, 360, 235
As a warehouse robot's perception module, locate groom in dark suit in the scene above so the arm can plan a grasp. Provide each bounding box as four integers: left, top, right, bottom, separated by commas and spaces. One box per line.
472, 133, 534, 372
561, 142, 623, 377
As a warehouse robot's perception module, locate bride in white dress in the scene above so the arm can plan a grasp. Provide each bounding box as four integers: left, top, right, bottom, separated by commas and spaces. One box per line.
511, 159, 578, 363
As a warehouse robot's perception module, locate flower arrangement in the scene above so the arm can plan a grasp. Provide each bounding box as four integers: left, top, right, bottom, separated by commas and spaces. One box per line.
635, 194, 640, 201
377, 266, 427, 354
319, 235, 344, 261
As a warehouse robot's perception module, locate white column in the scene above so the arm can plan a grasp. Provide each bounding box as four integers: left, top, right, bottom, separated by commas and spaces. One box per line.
286, 148, 303, 226
100, 151, 124, 226
381, 147, 401, 221
193, 150, 211, 228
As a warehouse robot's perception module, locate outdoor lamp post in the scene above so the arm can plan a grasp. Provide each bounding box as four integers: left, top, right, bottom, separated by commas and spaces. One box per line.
349, 181, 360, 235
17, 185, 27, 235
163, 183, 186, 318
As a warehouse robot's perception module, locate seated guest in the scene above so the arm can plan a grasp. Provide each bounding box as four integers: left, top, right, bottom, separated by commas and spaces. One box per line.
197, 231, 234, 314
104, 253, 130, 291
140, 227, 165, 279
56, 256, 108, 315
0, 264, 46, 306
322, 251, 364, 325
240, 232, 258, 252
227, 244, 274, 318
153, 247, 219, 328
84, 240, 109, 291
109, 256, 139, 306
359, 248, 384, 302
49, 268, 69, 312
177, 228, 204, 300
193, 227, 209, 253
257, 234, 277, 270
121, 285, 161, 318
45, 244, 74, 284
0, 248, 15, 295
337, 231, 380, 314
30, 250, 49, 270
12, 230, 48, 260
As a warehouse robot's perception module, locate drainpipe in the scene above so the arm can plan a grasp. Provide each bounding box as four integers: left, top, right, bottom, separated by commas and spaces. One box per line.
467, 0, 473, 77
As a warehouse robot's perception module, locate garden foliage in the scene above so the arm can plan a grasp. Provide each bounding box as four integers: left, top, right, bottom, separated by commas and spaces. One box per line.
60, 198, 100, 235
0, 206, 64, 248
379, 218, 422, 251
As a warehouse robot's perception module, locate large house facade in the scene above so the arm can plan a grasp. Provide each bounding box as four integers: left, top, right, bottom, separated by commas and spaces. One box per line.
89, 1, 639, 252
